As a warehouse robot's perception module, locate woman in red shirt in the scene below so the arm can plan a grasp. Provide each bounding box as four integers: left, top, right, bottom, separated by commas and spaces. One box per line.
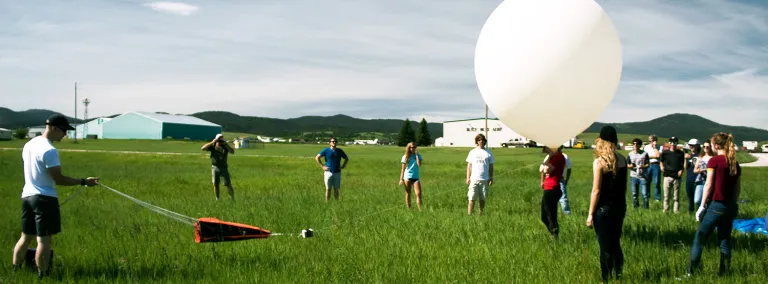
540, 146, 565, 239
687, 132, 741, 277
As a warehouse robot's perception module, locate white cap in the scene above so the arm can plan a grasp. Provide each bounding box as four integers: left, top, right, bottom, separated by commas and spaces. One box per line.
215, 134, 224, 140
688, 138, 698, 145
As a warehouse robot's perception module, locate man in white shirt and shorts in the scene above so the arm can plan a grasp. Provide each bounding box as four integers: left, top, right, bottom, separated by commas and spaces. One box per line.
466, 134, 494, 215
12, 114, 99, 279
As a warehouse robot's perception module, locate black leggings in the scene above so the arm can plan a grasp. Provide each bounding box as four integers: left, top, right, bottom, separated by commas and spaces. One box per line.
593, 204, 626, 281
541, 189, 562, 236
686, 179, 696, 212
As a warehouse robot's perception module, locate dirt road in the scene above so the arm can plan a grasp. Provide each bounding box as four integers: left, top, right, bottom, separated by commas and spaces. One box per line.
742, 153, 768, 167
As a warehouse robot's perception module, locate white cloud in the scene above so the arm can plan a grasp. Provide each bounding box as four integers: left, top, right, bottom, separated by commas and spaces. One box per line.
0, 0, 766, 130
142, 2, 199, 16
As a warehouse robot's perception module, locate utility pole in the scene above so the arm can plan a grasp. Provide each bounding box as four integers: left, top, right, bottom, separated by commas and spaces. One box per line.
74, 82, 78, 142
484, 104, 489, 146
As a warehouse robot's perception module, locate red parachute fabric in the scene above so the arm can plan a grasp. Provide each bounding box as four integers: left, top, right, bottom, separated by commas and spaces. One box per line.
195, 218, 271, 243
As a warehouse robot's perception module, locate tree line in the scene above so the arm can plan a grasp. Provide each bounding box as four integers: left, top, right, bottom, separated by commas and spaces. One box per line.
398, 118, 432, 147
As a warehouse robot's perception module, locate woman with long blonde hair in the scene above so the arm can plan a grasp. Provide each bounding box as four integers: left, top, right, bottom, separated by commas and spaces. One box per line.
586, 125, 628, 282
687, 132, 742, 277
399, 142, 423, 210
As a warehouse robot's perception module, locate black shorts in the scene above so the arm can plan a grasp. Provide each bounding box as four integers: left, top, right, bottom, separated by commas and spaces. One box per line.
21, 195, 61, 237
407, 178, 419, 183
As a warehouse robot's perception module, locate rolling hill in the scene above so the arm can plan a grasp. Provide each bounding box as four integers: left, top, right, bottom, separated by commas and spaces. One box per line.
1, 107, 766, 143
585, 113, 768, 143
0, 107, 84, 129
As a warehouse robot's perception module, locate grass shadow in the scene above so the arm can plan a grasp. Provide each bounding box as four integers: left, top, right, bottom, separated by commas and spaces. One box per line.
624, 224, 768, 253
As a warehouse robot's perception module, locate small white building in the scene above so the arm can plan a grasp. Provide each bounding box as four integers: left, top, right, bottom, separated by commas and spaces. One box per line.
27, 125, 46, 138
439, 118, 529, 147
0, 128, 12, 140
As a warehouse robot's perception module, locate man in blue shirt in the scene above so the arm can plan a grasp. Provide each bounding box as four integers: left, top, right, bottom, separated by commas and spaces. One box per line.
315, 137, 349, 201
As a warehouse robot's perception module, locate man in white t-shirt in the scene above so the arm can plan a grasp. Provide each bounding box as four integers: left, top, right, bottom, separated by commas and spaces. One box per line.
539, 146, 572, 215
12, 114, 99, 279
466, 133, 494, 215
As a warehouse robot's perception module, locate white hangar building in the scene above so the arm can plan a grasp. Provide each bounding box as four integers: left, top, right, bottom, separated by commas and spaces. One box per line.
438, 118, 529, 147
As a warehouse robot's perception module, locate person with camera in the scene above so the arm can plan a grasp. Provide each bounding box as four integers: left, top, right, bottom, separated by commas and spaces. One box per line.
12, 114, 100, 279
201, 134, 235, 201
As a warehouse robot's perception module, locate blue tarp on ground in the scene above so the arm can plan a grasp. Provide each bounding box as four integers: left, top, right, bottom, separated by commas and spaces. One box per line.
733, 217, 768, 236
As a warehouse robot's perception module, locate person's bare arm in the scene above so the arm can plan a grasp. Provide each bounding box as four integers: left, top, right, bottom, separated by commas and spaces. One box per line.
400, 163, 406, 184
488, 163, 494, 185
201, 141, 215, 151
47, 166, 99, 186
587, 159, 602, 228
315, 154, 328, 171
466, 163, 472, 184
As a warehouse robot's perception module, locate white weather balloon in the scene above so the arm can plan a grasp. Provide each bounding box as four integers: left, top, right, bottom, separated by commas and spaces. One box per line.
474, 0, 623, 148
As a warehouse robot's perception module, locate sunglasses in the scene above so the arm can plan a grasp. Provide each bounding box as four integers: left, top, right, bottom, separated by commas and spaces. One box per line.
330, 141, 337, 143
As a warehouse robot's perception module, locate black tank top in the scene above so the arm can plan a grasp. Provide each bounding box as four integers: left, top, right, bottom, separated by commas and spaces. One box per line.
597, 152, 628, 207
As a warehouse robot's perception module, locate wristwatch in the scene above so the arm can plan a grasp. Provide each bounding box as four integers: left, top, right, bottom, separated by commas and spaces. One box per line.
80, 178, 86, 186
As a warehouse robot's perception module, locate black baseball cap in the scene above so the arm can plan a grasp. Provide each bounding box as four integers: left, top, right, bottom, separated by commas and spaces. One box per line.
46, 114, 75, 131
669, 136, 679, 143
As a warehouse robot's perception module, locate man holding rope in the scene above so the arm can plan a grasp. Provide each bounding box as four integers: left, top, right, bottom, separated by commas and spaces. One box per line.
12, 114, 99, 279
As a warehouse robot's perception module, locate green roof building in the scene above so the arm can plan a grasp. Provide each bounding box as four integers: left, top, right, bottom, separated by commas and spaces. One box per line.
102, 111, 221, 141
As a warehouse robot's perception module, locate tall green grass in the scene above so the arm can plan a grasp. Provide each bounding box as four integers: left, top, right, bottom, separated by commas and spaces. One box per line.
1, 141, 766, 283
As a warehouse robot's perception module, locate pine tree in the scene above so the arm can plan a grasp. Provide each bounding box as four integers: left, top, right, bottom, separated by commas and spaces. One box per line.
416, 118, 432, 147
397, 119, 416, 147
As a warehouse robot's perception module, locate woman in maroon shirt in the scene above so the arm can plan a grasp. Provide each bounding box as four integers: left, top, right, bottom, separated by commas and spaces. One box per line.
687, 132, 742, 277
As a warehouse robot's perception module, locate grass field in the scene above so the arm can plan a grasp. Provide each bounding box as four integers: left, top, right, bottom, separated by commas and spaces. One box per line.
1, 139, 766, 283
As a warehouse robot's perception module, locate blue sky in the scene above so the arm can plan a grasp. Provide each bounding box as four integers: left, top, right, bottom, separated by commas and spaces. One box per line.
1, 0, 766, 129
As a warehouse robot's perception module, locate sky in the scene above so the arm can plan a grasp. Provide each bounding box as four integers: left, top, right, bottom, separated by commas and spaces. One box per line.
1, 0, 766, 129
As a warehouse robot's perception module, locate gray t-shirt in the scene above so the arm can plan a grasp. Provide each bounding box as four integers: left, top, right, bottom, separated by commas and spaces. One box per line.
628, 150, 649, 180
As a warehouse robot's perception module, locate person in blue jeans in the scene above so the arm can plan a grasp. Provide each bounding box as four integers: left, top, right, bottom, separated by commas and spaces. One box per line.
684, 139, 701, 213
628, 138, 650, 209
688, 132, 742, 277
693, 141, 714, 209
644, 135, 662, 202
315, 137, 348, 201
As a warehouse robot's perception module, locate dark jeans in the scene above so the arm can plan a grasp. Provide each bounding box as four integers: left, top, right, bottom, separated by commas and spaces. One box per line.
688, 201, 738, 275
541, 188, 562, 237
685, 179, 696, 213
648, 163, 662, 200
630, 177, 649, 209
594, 204, 626, 281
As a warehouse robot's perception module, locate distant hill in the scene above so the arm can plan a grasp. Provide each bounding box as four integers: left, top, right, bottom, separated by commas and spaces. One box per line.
585, 113, 768, 143
2, 107, 766, 143
0, 107, 84, 129
190, 111, 444, 139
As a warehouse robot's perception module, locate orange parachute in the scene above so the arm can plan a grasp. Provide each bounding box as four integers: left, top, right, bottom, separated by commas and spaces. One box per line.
195, 218, 272, 243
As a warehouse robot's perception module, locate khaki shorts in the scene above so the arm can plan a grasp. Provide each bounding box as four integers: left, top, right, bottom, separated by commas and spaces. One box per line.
468, 180, 489, 201
324, 171, 341, 189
